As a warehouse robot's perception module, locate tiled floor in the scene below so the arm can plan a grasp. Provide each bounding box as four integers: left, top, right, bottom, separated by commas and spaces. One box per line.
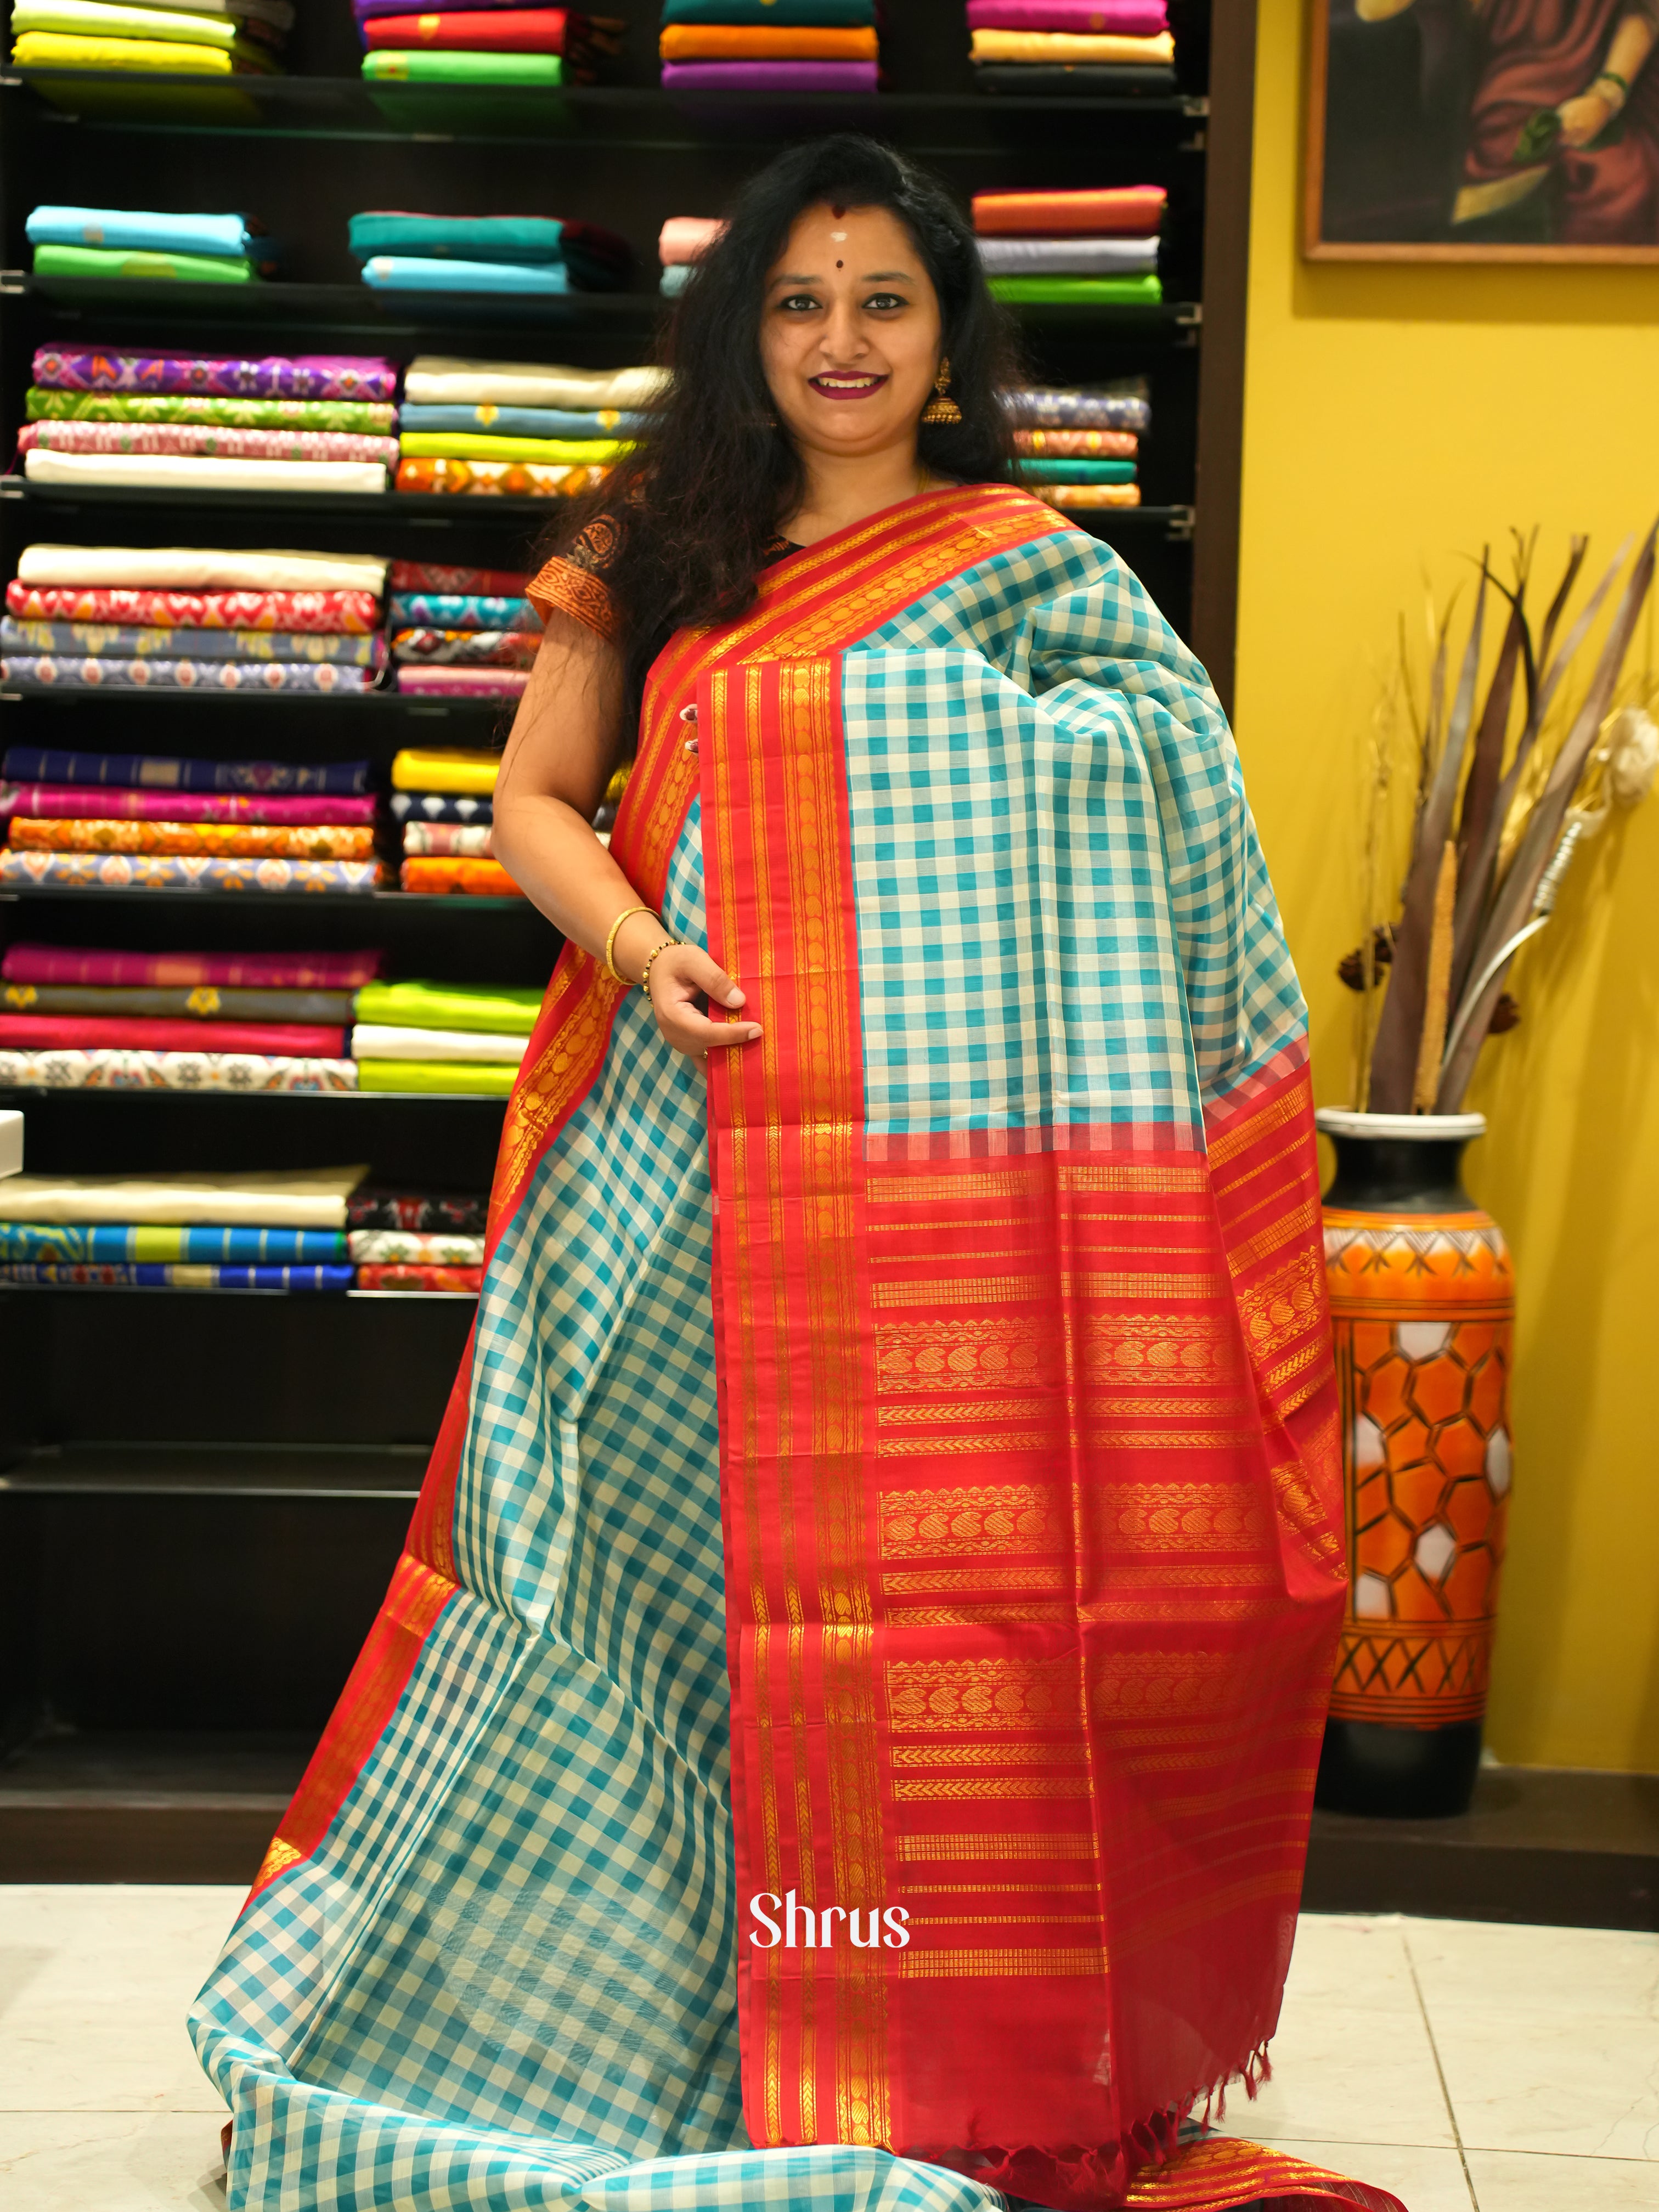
0, 1888, 1653, 2208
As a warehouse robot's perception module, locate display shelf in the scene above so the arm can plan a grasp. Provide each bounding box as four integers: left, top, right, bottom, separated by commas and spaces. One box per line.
0, 684, 505, 719
0, 1438, 424, 1496
0, 886, 533, 911
4, 73, 1207, 148
5, 271, 1198, 341
1, 479, 1197, 539
7, 271, 670, 336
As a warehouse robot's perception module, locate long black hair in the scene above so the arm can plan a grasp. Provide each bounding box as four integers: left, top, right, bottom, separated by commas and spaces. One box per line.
540, 134, 1022, 714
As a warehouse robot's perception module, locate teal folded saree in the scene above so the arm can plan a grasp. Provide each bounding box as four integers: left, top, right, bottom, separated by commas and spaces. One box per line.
1015, 456, 1138, 482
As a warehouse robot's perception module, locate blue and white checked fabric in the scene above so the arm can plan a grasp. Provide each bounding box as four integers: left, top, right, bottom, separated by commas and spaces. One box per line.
190, 528, 1308, 2211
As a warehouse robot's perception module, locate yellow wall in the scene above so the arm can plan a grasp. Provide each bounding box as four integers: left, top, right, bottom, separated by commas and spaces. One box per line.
1233, 0, 1659, 1771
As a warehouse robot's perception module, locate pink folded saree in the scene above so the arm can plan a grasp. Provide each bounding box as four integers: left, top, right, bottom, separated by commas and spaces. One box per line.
660, 60, 878, 89
967, 0, 1167, 29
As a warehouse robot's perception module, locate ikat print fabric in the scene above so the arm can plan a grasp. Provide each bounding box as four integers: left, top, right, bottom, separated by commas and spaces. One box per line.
0, 1262, 354, 1286
30, 347, 396, 400
0, 852, 383, 891
2, 619, 386, 664
0, 1047, 359, 1087
6, 581, 383, 631
0, 660, 376, 708
26, 390, 396, 431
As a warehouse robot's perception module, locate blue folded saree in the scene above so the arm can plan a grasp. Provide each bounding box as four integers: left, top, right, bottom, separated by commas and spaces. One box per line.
361, 256, 569, 295
26, 205, 260, 258
397, 404, 649, 439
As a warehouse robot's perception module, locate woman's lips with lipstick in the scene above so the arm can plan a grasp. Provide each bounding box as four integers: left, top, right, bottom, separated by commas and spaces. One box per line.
808, 371, 889, 401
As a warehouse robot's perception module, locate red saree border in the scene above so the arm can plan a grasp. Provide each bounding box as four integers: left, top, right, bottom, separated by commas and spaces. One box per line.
244, 483, 1068, 1911
702, 659, 1352, 2205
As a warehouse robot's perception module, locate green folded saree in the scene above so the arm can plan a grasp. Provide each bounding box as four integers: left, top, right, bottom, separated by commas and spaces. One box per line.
353, 979, 542, 1035
1015, 457, 1138, 483
362, 49, 563, 83
33, 242, 258, 283
356, 1060, 518, 1096
396, 432, 625, 465
988, 274, 1164, 306
26, 388, 396, 432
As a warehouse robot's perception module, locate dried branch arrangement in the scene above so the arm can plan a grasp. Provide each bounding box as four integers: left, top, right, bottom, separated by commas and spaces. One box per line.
1341, 526, 1659, 1114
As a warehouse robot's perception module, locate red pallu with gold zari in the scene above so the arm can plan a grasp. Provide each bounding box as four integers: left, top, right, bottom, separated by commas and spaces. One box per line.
244, 486, 1390, 2212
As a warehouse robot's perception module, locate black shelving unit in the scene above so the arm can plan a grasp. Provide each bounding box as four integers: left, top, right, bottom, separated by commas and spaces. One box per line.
0, 0, 1259, 1875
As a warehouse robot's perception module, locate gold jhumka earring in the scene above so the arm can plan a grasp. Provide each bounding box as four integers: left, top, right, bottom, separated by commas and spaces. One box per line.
919, 357, 962, 425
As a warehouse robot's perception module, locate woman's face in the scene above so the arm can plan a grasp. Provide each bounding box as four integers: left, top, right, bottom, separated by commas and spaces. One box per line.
760, 201, 944, 464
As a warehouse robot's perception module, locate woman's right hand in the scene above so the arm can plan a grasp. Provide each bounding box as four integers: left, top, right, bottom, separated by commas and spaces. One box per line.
647, 943, 762, 1059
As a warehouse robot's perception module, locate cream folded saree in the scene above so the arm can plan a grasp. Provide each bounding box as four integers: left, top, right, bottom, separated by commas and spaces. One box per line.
402, 355, 668, 411
0, 1165, 366, 1224
16, 545, 387, 592
23, 450, 387, 493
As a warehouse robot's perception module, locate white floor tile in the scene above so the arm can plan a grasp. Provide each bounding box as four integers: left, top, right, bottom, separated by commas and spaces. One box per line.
1467, 2148, 1659, 2208
1284, 1913, 1420, 2017
0, 2112, 227, 2212
1244, 2137, 1475, 2211
1405, 1917, 1659, 2023
0, 1888, 238, 2114
1214, 1997, 1457, 2148
1430, 2005, 1659, 2160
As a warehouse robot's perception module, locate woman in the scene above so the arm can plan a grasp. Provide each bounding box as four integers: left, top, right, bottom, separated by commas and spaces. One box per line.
192, 138, 1394, 2212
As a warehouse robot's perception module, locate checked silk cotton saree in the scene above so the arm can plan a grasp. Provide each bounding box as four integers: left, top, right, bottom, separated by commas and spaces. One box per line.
192, 487, 1400, 2212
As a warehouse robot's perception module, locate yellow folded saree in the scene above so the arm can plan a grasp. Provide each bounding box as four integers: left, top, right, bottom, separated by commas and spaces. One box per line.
658, 21, 877, 58
12, 27, 279, 67
969, 28, 1176, 61
390, 748, 500, 795
396, 433, 627, 465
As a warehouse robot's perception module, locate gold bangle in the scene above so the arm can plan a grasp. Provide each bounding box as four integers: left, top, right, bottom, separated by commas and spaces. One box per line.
603, 904, 656, 984
639, 937, 682, 997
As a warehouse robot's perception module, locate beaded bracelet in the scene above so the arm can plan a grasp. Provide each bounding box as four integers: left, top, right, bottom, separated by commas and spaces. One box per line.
638, 938, 683, 997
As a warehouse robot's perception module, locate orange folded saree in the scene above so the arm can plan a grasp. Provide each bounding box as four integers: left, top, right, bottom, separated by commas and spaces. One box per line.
658, 22, 879, 58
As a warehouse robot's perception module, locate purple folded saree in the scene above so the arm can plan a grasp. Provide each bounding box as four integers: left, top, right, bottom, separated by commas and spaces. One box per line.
659, 59, 878, 89
966, 0, 1167, 26
30, 347, 397, 402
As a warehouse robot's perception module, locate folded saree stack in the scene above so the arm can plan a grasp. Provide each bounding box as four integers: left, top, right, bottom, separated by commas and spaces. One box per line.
388, 558, 537, 700
357, 0, 623, 86
395, 355, 662, 497
658, 0, 879, 94
27, 204, 278, 285
2, 544, 390, 692
0, 942, 377, 1090
0, 735, 386, 896
973, 185, 1165, 309
352, 978, 538, 1097
9, 0, 292, 75
967, 0, 1176, 94
0, 1164, 363, 1285
391, 749, 518, 889
349, 210, 630, 298
657, 214, 723, 297
19, 347, 398, 490
347, 1185, 487, 1291
1004, 373, 1150, 507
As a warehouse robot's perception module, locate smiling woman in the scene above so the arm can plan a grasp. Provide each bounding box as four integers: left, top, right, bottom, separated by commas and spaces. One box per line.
191, 134, 1398, 2212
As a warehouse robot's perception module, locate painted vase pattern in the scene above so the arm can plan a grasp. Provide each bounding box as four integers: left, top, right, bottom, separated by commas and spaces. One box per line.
1323, 1209, 1514, 1729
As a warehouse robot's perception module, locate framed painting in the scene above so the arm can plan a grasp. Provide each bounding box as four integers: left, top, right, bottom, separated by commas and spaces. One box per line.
1305, 0, 1659, 259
